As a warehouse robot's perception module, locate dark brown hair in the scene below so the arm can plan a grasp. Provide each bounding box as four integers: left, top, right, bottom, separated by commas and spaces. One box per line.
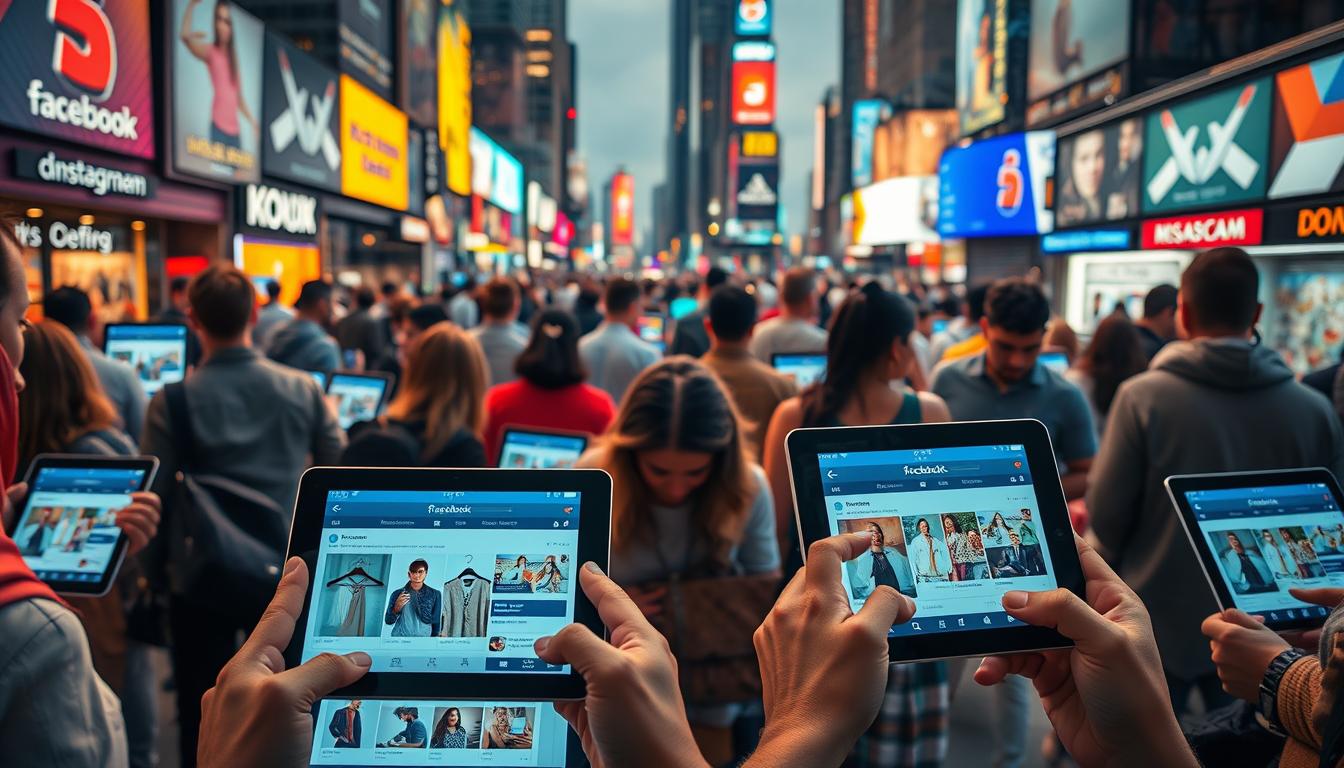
1078, 314, 1148, 417
516, 308, 586, 389
480, 278, 519, 320
18, 322, 120, 468
189, 264, 255, 338
1180, 247, 1260, 334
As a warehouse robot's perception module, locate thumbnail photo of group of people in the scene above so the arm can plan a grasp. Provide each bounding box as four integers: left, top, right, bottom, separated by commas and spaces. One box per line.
108, 348, 183, 390
841, 509, 1045, 600
14, 505, 119, 571
493, 553, 571, 595
1208, 525, 1344, 595
319, 700, 536, 751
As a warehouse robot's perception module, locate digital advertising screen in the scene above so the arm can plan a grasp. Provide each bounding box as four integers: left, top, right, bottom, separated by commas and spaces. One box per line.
1143, 79, 1272, 214
338, 0, 394, 100
1271, 268, 1344, 375
1269, 51, 1344, 200
438, 2, 473, 197
938, 131, 1055, 238
852, 99, 893, 189
610, 173, 635, 247
171, 0, 264, 183
0, 0, 155, 159
732, 60, 776, 126
956, 0, 1008, 136
735, 164, 780, 224
262, 32, 341, 192
340, 75, 408, 211
1055, 118, 1143, 228
1027, 0, 1129, 101
734, 0, 771, 37
853, 176, 940, 246
400, 0, 438, 127
239, 237, 322, 308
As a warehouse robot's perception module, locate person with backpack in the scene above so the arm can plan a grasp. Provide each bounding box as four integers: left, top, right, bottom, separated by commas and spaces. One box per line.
340, 323, 489, 469
140, 264, 345, 767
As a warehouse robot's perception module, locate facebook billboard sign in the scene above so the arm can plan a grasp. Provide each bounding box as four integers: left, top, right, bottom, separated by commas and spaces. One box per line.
937, 131, 1057, 238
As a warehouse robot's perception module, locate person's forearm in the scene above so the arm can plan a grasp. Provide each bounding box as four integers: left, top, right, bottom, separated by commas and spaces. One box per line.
747, 724, 848, 768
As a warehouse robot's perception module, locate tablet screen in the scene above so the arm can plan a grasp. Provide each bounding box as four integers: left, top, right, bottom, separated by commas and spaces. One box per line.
1185, 481, 1344, 621
308, 698, 569, 766
1038, 352, 1069, 372
498, 432, 586, 469
329, 374, 390, 430
14, 465, 144, 585
817, 444, 1060, 636
104, 324, 187, 395
301, 489, 583, 675
773, 354, 827, 387
637, 314, 666, 354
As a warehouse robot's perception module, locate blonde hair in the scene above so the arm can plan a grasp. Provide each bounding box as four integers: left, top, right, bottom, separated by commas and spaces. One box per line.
18, 321, 120, 468
589, 357, 754, 569
384, 323, 487, 460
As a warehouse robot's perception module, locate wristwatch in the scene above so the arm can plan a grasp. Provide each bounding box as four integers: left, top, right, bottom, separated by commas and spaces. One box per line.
1259, 647, 1308, 736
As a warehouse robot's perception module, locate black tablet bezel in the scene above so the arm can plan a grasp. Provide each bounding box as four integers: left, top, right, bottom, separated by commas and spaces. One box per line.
102, 322, 189, 392
283, 467, 612, 701
15, 454, 159, 596
1166, 468, 1344, 633
786, 419, 1084, 662
325, 370, 396, 427
496, 426, 590, 468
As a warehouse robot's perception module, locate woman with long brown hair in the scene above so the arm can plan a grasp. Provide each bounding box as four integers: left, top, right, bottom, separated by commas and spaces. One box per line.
1067, 314, 1148, 436
341, 322, 488, 467
580, 357, 778, 764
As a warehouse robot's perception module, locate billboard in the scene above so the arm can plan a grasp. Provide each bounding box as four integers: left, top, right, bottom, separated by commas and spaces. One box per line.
732, 61, 776, 126
238, 182, 320, 241
0, 0, 155, 159
338, 0, 394, 100
1055, 118, 1142, 228
1140, 209, 1264, 250
735, 0, 771, 37
400, 0, 437, 127
873, 110, 959, 180
1143, 80, 1271, 214
262, 33, 341, 192
171, 0, 264, 183
955, 0, 1008, 135
1027, 0, 1129, 101
735, 164, 780, 223
937, 131, 1055, 237
740, 130, 779, 159
852, 99, 892, 188
1269, 51, 1344, 200
438, 3, 473, 197
853, 177, 940, 246
339, 75, 408, 211
611, 173, 635, 247
468, 128, 522, 215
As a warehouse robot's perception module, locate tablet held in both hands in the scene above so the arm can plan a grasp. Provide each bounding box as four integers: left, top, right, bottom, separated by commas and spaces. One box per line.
786, 419, 1086, 662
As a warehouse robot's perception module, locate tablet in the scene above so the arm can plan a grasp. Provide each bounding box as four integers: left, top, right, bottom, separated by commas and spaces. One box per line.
1166, 469, 1344, 632
327, 371, 395, 430
786, 419, 1084, 661
309, 371, 328, 390
103, 323, 188, 395
772, 353, 827, 388
497, 428, 589, 469
1038, 351, 1070, 373
12, 454, 158, 596
637, 313, 666, 355
284, 468, 612, 701
307, 697, 581, 766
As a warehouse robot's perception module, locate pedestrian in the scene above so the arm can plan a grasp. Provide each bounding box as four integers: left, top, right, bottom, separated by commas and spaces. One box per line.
334, 287, 386, 371
267, 279, 341, 374
1066, 313, 1148, 437
749, 267, 827, 363
469, 278, 529, 387
1134, 283, 1179, 362
669, 267, 728, 358
251, 279, 292, 351
579, 277, 661, 406
42, 286, 147, 442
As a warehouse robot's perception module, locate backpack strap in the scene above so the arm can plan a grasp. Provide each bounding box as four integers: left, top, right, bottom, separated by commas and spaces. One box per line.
163, 381, 196, 471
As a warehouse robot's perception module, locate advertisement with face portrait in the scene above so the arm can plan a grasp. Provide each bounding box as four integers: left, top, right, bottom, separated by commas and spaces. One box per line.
938, 131, 1055, 237
0, 0, 155, 159
1027, 0, 1129, 102
1143, 79, 1271, 214
339, 0, 394, 100
171, 0, 264, 183
956, 0, 1008, 135
400, 0, 438, 127
262, 33, 341, 192
1055, 118, 1142, 228
1269, 51, 1344, 200
340, 75, 408, 211
439, 2, 473, 197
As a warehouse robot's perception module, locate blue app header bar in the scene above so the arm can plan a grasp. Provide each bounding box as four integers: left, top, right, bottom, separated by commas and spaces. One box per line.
819, 444, 1026, 468
503, 432, 587, 452
323, 490, 582, 530
329, 375, 388, 392
1187, 483, 1339, 521
818, 446, 1034, 496
33, 467, 145, 494
107, 324, 186, 341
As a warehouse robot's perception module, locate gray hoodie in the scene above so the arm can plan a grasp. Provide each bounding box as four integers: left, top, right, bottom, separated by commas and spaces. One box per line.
1088, 339, 1344, 678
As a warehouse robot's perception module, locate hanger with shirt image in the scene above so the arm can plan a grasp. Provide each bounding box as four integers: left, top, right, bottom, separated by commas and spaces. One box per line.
327, 558, 386, 587
452, 565, 488, 582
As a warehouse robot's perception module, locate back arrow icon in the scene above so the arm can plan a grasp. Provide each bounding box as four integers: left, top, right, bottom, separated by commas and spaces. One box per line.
826, 470, 837, 480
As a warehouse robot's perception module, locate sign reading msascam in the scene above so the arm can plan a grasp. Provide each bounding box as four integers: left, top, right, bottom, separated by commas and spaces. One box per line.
1140, 209, 1263, 250
0, 0, 155, 158
238, 183, 320, 240
13, 148, 155, 199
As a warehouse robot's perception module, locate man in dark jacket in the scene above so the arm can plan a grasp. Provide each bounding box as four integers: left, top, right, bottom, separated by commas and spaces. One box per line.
1088, 248, 1344, 716
327, 700, 362, 748
668, 267, 728, 358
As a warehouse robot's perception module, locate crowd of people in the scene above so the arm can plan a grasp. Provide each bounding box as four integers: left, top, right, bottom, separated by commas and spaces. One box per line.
4, 216, 1344, 768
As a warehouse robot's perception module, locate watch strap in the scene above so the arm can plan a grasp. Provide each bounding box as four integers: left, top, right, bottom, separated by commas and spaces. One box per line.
1260, 648, 1308, 735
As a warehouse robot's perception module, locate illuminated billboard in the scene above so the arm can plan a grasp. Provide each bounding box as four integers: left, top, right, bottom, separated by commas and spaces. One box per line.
338, 0, 394, 99
852, 99, 892, 188
399, 0, 437, 126
853, 177, 940, 246
1269, 51, 1344, 199
438, 2, 472, 197
938, 131, 1055, 237
740, 130, 779, 159
1055, 118, 1142, 228
468, 127, 522, 215
955, 0, 1008, 136
339, 75, 408, 211
1027, 0, 1129, 102
262, 33, 341, 192
735, 0, 771, 37
610, 173, 635, 247
732, 61, 776, 126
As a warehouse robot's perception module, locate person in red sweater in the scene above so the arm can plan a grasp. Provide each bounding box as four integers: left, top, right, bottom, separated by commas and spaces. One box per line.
484, 308, 617, 462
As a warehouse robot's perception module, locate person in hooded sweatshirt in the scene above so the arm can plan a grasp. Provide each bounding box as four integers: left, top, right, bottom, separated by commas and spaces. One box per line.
1088, 247, 1344, 717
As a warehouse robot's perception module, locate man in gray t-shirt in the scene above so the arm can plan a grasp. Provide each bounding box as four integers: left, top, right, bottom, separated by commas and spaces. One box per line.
749, 267, 828, 362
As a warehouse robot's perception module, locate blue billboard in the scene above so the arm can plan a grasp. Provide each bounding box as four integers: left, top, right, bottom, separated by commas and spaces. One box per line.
734, 0, 771, 37
937, 131, 1057, 238
851, 99, 891, 189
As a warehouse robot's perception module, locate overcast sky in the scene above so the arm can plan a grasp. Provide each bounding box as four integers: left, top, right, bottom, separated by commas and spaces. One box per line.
569, 0, 839, 245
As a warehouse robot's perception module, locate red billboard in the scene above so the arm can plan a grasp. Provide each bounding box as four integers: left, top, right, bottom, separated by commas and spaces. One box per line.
732, 61, 776, 126
611, 172, 635, 247
0, 1, 156, 159
1140, 209, 1264, 250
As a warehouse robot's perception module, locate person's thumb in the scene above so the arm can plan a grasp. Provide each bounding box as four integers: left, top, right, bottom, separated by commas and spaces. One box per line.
278, 651, 371, 704
535, 623, 617, 677
1001, 589, 1120, 654
1220, 609, 1268, 630
852, 585, 915, 636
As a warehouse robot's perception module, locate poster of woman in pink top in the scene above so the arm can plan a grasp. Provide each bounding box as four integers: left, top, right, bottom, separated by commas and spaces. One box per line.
173, 0, 263, 182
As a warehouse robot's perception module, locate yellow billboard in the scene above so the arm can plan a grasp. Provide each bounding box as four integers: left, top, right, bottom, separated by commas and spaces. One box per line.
438, 2, 473, 197
340, 75, 409, 211
240, 239, 322, 307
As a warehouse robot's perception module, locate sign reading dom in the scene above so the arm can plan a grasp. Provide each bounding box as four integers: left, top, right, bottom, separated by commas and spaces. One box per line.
238, 183, 320, 241
0, 0, 156, 159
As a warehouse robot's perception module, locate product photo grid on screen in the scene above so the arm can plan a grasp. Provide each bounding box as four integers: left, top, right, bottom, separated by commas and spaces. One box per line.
817, 444, 1060, 637
497, 431, 587, 469
1185, 481, 1344, 622
302, 489, 582, 676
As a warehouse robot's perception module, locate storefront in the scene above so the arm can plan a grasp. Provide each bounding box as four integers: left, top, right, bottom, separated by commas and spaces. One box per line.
234, 182, 324, 306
